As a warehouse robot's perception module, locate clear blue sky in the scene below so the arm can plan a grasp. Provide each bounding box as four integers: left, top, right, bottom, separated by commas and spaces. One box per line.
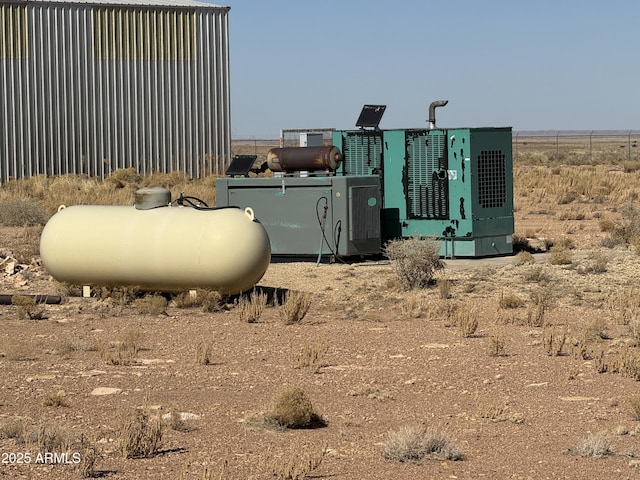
225, 0, 640, 138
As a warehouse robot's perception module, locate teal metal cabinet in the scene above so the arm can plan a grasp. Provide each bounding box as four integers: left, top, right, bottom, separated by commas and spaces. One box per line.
333, 127, 514, 257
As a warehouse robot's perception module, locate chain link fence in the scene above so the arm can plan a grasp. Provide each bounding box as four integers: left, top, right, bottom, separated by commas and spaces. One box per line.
513, 130, 640, 163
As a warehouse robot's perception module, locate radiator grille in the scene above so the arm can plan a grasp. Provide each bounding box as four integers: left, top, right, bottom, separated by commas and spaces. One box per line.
406, 131, 448, 219
477, 150, 506, 208
341, 131, 383, 176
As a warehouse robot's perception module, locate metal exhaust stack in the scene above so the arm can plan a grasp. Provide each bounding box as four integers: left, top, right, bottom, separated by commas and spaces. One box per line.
428, 100, 449, 129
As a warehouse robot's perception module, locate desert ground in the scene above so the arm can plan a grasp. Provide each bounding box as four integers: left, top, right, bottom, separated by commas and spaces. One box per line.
1, 158, 640, 479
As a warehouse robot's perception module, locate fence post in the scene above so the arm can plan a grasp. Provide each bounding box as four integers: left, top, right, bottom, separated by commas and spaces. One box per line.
514, 132, 519, 161
589, 131, 593, 160
629, 131, 632, 160
556, 131, 560, 156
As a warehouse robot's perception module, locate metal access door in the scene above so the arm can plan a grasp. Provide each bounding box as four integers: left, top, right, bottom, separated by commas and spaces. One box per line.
405, 130, 449, 220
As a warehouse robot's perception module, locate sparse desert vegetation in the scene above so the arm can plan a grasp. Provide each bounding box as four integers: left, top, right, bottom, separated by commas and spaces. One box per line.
2, 142, 640, 478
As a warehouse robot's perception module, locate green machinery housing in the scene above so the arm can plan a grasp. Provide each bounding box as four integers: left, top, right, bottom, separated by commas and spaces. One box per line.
216, 102, 514, 258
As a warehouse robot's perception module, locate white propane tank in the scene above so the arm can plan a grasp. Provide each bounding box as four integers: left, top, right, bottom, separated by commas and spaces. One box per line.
40, 204, 271, 295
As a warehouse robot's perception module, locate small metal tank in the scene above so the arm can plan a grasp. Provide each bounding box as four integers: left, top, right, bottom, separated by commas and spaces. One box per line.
40, 201, 271, 294
266, 145, 342, 172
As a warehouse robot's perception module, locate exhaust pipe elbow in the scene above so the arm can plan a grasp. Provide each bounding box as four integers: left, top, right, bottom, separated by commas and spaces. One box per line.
428, 100, 449, 129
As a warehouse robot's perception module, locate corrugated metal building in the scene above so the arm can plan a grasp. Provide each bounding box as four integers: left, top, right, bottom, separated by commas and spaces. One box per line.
0, 0, 230, 182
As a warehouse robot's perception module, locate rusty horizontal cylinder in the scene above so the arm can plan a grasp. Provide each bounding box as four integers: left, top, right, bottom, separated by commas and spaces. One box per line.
266, 146, 342, 172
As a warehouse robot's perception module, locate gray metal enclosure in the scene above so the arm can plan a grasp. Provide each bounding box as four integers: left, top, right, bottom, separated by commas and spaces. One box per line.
0, 0, 230, 182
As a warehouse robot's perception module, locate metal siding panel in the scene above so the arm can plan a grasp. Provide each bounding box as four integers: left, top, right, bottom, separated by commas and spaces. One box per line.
0, 3, 229, 182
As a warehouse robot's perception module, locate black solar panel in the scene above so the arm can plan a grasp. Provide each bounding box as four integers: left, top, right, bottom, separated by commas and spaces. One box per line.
225, 155, 258, 177
355, 104, 386, 129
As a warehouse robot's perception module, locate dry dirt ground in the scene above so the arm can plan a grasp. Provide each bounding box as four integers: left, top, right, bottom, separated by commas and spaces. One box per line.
1, 203, 640, 480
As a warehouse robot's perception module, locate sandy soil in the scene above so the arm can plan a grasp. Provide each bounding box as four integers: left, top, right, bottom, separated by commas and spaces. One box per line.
1, 201, 640, 480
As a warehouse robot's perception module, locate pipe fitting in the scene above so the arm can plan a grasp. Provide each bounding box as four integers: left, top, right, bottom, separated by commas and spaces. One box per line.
428, 100, 449, 129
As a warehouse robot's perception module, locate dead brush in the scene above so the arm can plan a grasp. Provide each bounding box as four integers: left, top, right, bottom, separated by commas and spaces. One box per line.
455, 305, 479, 338
547, 245, 573, 265
264, 441, 327, 480
194, 340, 214, 365
381, 425, 463, 463
384, 236, 444, 290
292, 339, 327, 373
512, 251, 535, 265
278, 291, 312, 325
119, 408, 163, 459
610, 347, 640, 380
605, 289, 640, 325
245, 386, 326, 430
401, 291, 427, 318
628, 394, 640, 421
42, 391, 68, 407
20, 423, 99, 477
543, 325, 568, 356
100, 327, 145, 366
566, 431, 613, 458
437, 277, 452, 299
12, 294, 47, 320
236, 289, 268, 323
0, 199, 48, 226
498, 290, 525, 309
487, 333, 507, 357
173, 289, 228, 313
133, 294, 168, 315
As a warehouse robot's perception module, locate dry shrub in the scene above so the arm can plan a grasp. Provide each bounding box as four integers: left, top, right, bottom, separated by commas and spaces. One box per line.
236, 289, 268, 323
0, 418, 26, 442
384, 236, 444, 290
521, 264, 550, 283
194, 341, 214, 365
567, 431, 612, 458
292, 339, 327, 373
577, 250, 609, 274
455, 306, 478, 338
279, 291, 312, 325
437, 278, 452, 299
513, 251, 535, 265
512, 233, 533, 253
543, 325, 567, 356
598, 218, 616, 232
265, 442, 326, 480
628, 395, 640, 421
100, 327, 144, 365
259, 386, 325, 430
42, 391, 68, 407
201, 290, 226, 313
120, 409, 163, 459
21, 424, 99, 477
173, 289, 227, 313
165, 410, 190, 433
605, 289, 640, 325
133, 294, 168, 315
105, 167, 143, 189
498, 291, 524, 309
382, 425, 463, 463
610, 347, 640, 380
547, 245, 573, 265
12, 294, 47, 320
487, 334, 507, 357
0, 199, 48, 226
401, 291, 427, 318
